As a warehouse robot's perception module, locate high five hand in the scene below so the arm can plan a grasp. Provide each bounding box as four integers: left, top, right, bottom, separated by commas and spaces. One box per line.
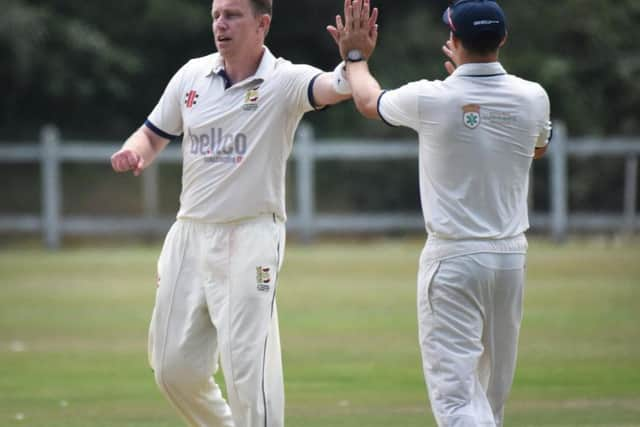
442, 38, 458, 75
327, 0, 379, 60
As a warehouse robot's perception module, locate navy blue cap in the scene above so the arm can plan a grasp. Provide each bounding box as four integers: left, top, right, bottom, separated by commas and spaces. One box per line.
443, 0, 507, 42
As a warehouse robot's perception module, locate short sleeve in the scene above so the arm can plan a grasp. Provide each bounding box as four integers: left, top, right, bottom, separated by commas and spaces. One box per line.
535, 87, 552, 148
377, 81, 423, 131
280, 63, 325, 114
146, 64, 188, 139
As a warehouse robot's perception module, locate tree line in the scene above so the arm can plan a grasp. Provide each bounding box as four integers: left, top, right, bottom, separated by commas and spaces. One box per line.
2, 0, 639, 140
1, 0, 637, 217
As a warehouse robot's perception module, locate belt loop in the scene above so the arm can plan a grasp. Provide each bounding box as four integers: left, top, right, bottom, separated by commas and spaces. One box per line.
272, 213, 276, 223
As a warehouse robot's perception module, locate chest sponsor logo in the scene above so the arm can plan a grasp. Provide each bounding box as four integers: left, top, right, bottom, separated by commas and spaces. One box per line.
243, 86, 260, 111
188, 128, 248, 164
463, 104, 481, 129
185, 90, 199, 108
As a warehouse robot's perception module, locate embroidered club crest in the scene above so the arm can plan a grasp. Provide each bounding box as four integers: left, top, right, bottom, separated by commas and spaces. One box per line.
256, 266, 271, 292
243, 86, 260, 111
463, 104, 481, 129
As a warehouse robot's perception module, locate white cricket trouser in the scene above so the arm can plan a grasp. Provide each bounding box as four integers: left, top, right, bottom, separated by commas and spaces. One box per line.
148, 215, 286, 427
418, 237, 527, 427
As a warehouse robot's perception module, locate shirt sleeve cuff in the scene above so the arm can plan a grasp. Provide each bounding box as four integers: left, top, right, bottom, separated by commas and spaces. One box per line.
144, 119, 180, 140
536, 121, 553, 148
307, 73, 328, 111
377, 91, 397, 127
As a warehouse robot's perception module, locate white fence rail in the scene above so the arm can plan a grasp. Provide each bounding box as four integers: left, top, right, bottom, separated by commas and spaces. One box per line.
0, 123, 638, 249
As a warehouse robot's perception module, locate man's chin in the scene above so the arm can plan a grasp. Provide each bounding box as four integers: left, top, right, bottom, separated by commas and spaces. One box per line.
215, 40, 233, 53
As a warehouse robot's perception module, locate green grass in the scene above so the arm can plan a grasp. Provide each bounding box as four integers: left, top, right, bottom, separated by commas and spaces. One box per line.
1, 238, 639, 426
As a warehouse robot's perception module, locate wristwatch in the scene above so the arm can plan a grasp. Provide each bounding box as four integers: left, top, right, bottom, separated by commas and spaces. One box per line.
346, 49, 365, 63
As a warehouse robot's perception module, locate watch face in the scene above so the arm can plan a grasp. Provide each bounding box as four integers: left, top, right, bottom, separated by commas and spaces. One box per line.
347, 49, 363, 61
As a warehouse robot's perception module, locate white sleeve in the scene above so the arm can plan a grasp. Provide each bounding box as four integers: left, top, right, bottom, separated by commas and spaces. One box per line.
377, 81, 423, 131
535, 86, 552, 148
146, 63, 188, 139
281, 63, 325, 114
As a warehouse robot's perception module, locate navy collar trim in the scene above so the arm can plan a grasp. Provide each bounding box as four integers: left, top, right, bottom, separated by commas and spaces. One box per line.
459, 72, 507, 78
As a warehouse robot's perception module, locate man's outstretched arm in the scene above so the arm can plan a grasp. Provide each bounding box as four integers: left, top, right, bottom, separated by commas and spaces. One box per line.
313, 0, 379, 108
327, 0, 381, 118
345, 62, 383, 120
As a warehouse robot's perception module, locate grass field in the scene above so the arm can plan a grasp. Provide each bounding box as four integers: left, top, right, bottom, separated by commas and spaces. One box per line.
1, 238, 639, 427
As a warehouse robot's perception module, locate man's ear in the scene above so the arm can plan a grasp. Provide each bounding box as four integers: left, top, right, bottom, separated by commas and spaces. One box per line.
499, 32, 508, 48
258, 14, 271, 36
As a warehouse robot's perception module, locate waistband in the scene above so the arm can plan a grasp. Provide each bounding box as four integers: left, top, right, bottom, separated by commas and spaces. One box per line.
175, 213, 281, 228
421, 233, 528, 263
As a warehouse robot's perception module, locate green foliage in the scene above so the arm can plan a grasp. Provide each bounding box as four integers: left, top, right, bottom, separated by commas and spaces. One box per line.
504, 0, 640, 135
1, 0, 639, 138
0, 0, 144, 137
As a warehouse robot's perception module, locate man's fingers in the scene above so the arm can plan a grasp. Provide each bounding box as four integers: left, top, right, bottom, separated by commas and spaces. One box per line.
443, 39, 456, 60
352, 0, 362, 30
134, 158, 145, 176
442, 44, 453, 59
110, 154, 119, 171
344, 0, 352, 31
361, 0, 370, 29
368, 7, 379, 29
442, 38, 457, 74
370, 23, 379, 42
336, 15, 344, 32
534, 146, 548, 160
125, 151, 139, 169
110, 149, 145, 175
444, 61, 456, 75
327, 26, 340, 45
111, 151, 130, 172
114, 156, 126, 172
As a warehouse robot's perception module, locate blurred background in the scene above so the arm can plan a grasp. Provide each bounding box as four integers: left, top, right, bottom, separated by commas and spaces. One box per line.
0, 0, 639, 426
0, 0, 639, 244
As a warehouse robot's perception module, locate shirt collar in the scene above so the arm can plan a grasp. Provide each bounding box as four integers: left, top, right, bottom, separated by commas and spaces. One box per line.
451, 62, 507, 77
207, 46, 276, 86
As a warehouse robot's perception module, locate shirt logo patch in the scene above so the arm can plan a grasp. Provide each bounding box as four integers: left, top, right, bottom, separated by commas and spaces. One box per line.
185, 90, 199, 108
243, 86, 260, 111
463, 104, 481, 129
256, 266, 272, 292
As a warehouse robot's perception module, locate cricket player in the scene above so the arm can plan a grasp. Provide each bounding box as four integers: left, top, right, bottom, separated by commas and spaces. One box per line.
110, 0, 375, 426
328, 0, 551, 425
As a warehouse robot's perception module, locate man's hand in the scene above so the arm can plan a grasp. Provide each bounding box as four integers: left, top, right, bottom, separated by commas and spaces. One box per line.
534, 146, 548, 160
111, 148, 145, 176
327, 0, 379, 60
442, 38, 458, 75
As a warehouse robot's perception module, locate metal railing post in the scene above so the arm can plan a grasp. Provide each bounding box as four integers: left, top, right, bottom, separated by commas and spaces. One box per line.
550, 122, 568, 243
295, 124, 315, 243
142, 162, 160, 235
623, 156, 638, 234
41, 125, 62, 250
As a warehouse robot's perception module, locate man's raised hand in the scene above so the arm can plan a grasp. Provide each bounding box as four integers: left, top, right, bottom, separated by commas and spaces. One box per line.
442, 38, 458, 75
327, 0, 379, 60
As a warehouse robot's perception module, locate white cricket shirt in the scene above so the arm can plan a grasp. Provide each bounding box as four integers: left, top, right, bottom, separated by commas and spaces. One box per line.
379, 62, 551, 242
146, 47, 322, 223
